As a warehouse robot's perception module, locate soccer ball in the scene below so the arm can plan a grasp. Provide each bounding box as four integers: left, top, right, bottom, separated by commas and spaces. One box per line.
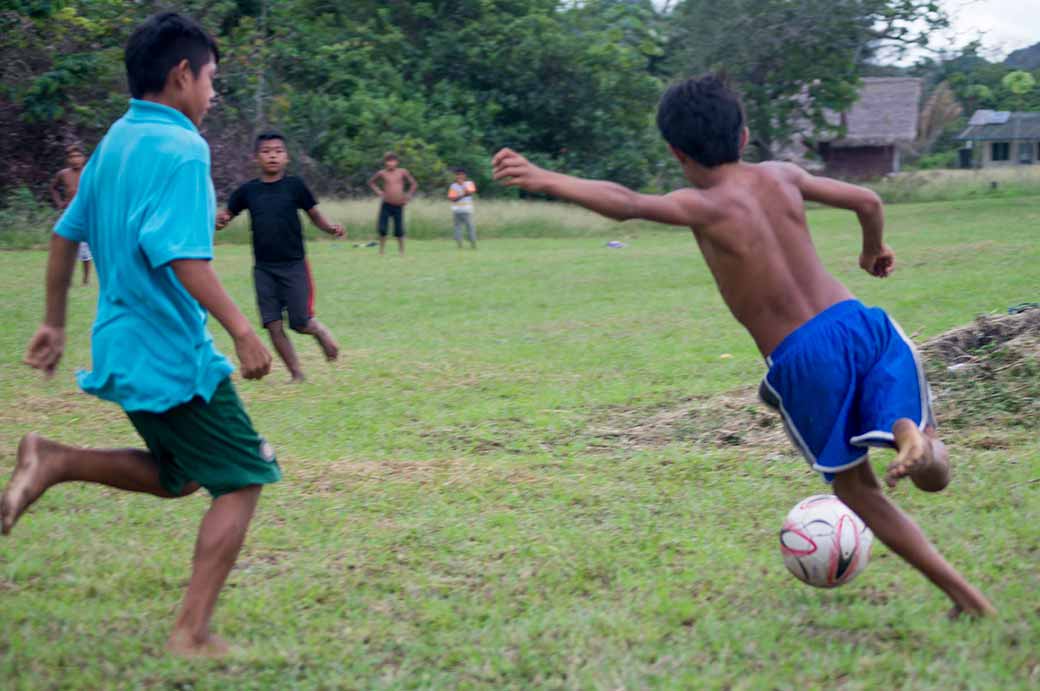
779, 495, 873, 588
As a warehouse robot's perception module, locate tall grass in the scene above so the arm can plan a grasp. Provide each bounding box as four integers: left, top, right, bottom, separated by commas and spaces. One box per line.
868, 166, 1040, 204
217, 197, 631, 244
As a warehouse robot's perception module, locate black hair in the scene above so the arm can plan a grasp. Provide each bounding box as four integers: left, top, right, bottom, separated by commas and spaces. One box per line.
65, 143, 85, 156
255, 131, 287, 151
656, 74, 744, 168
454, 168, 466, 174
124, 12, 219, 99
384, 152, 399, 162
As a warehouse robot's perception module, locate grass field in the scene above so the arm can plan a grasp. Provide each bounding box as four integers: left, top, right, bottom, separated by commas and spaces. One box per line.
1, 195, 1038, 689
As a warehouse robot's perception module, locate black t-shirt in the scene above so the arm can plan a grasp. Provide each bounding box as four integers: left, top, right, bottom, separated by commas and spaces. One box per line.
227, 176, 317, 264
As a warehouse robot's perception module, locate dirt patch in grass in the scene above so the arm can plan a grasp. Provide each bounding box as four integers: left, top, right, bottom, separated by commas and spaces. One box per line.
583, 387, 788, 453
922, 308, 1040, 431
584, 308, 1040, 453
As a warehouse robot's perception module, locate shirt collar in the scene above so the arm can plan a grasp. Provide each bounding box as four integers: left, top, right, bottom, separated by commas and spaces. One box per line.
127, 99, 198, 133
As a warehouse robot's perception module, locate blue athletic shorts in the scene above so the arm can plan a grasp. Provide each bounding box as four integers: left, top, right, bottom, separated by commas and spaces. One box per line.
759, 300, 935, 482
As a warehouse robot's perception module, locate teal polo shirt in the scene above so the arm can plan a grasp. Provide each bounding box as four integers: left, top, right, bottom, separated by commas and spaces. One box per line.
54, 99, 233, 413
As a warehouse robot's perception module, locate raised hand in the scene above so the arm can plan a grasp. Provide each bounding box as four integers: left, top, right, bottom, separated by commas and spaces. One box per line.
492, 148, 551, 194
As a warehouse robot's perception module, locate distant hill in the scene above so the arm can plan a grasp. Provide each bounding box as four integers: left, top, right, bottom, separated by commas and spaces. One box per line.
1005, 42, 1040, 70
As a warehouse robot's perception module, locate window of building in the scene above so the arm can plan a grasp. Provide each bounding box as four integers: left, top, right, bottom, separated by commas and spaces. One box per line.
991, 142, 1010, 161
1019, 143, 1034, 164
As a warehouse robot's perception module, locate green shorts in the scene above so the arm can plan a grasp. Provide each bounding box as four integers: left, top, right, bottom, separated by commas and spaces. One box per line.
127, 378, 281, 498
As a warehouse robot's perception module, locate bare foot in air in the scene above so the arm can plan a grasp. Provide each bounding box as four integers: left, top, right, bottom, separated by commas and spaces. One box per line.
1, 433, 55, 535
313, 322, 339, 361
885, 420, 950, 491
166, 630, 234, 658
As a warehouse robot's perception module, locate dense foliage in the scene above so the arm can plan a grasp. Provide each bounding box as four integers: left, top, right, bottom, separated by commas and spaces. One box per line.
1, 0, 1036, 203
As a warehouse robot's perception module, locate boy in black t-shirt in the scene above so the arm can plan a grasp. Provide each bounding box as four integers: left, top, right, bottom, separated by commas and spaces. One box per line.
217, 132, 345, 382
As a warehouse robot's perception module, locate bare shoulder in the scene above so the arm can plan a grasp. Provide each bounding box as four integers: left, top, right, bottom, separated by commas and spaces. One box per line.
757, 161, 806, 184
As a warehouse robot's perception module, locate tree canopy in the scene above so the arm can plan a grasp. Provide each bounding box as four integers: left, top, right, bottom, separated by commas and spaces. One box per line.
4, 0, 1034, 201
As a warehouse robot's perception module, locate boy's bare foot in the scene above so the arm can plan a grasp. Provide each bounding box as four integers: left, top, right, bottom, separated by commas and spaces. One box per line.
312, 322, 339, 361
166, 630, 233, 658
885, 420, 949, 491
290, 372, 306, 383
1, 433, 55, 535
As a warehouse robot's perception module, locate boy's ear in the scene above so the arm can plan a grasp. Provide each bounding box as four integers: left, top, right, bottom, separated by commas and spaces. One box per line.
168, 58, 193, 92
739, 127, 750, 154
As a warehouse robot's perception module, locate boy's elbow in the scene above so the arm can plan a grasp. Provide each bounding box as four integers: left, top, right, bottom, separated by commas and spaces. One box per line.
857, 191, 883, 217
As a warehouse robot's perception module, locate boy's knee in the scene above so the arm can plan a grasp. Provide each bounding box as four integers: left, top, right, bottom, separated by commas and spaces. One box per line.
264, 320, 285, 335
289, 317, 312, 333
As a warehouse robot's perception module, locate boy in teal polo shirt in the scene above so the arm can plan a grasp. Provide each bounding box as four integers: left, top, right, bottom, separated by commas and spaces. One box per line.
1, 13, 278, 657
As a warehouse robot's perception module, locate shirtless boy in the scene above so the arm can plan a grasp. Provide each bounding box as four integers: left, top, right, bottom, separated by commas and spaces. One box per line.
368, 152, 418, 255
50, 144, 92, 285
492, 75, 995, 618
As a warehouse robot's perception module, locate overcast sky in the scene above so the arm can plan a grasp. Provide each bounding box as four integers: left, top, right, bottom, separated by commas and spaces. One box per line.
938, 0, 1040, 59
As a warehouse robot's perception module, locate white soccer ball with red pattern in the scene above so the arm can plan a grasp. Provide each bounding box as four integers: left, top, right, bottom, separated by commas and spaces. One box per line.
779, 495, 873, 588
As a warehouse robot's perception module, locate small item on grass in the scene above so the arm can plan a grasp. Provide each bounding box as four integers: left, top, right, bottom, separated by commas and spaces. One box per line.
606, 240, 626, 248
1007, 302, 1040, 315
719, 353, 733, 359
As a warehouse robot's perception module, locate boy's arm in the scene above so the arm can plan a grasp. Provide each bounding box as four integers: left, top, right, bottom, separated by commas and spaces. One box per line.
24, 234, 79, 377
793, 167, 892, 278
170, 259, 272, 380
368, 171, 384, 197
215, 208, 234, 230
49, 172, 65, 209
305, 206, 345, 237
492, 148, 708, 226
217, 185, 247, 230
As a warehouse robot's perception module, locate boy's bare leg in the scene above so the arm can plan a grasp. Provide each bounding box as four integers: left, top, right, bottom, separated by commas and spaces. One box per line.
166, 484, 261, 658
296, 318, 339, 361
397, 237, 405, 256
833, 461, 995, 617
378, 236, 387, 255
81, 260, 91, 286
885, 419, 950, 491
265, 320, 304, 382
2, 433, 197, 535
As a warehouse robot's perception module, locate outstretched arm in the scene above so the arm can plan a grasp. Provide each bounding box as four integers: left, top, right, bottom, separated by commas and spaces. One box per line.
306, 206, 345, 237
794, 167, 892, 278
24, 234, 79, 377
170, 259, 272, 380
492, 148, 707, 226
368, 172, 384, 197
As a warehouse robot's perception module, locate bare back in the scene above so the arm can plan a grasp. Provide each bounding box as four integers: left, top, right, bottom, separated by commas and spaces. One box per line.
689, 163, 853, 356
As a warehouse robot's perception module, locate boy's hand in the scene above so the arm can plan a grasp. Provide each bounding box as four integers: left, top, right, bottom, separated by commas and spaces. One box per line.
215, 210, 232, 230
233, 330, 272, 380
492, 148, 552, 193
860, 244, 895, 278
24, 325, 66, 378
329, 223, 346, 238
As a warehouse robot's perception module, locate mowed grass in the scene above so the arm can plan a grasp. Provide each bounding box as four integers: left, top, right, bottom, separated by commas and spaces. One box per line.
1, 195, 1039, 689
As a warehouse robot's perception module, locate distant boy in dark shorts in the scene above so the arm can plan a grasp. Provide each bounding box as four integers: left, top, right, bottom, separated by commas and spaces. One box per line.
2, 13, 280, 658
368, 152, 418, 255
49, 144, 92, 285
448, 168, 477, 249
493, 75, 995, 618
217, 132, 344, 382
